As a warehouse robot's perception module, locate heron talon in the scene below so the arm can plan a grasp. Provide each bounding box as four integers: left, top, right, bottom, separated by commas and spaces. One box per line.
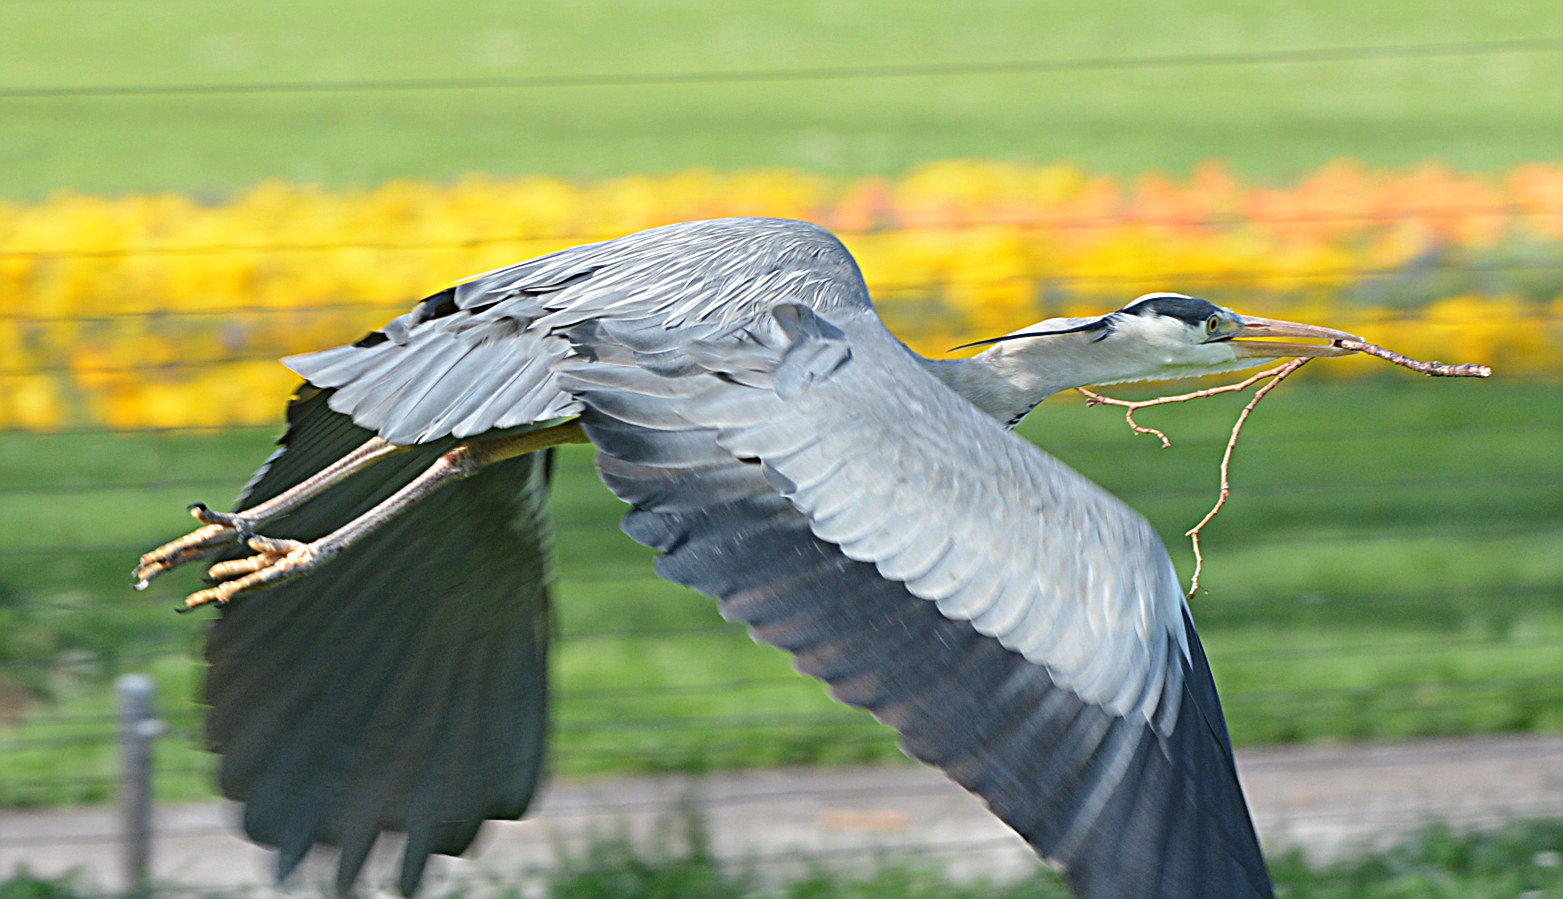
133, 521, 246, 586
183, 536, 322, 610
191, 503, 249, 529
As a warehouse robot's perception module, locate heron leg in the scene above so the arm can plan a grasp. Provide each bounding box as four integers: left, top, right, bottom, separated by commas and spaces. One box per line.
133, 436, 409, 588
179, 420, 589, 611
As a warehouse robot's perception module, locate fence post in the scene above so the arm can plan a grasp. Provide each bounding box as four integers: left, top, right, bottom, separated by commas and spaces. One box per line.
116, 674, 159, 898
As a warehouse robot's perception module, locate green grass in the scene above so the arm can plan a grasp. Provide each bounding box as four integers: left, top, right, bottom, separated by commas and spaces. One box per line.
4, 817, 1561, 897
0, 377, 1560, 804
543, 817, 1563, 899
1, 0, 1560, 197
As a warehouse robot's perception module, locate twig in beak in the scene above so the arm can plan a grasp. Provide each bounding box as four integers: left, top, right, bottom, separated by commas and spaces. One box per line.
1076, 360, 1304, 448
1076, 358, 1310, 599
1077, 337, 1491, 598
1183, 356, 1311, 599
1334, 339, 1492, 378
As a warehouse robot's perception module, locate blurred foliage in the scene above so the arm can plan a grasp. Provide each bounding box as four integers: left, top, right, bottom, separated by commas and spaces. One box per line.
1, 158, 1560, 431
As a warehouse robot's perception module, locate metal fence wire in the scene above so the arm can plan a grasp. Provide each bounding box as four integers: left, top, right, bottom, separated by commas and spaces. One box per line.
2, 29, 1563, 898
2, 275, 1560, 895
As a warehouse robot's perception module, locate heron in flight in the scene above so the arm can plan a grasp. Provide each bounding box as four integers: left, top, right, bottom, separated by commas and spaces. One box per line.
135, 218, 1358, 899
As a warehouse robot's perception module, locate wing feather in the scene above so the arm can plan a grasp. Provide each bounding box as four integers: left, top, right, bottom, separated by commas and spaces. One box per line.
284, 219, 871, 446
191, 219, 1270, 898
556, 305, 1273, 898
202, 388, 553, 893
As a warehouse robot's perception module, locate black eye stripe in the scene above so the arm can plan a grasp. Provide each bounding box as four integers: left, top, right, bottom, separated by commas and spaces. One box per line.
1123, 295, 1222, 325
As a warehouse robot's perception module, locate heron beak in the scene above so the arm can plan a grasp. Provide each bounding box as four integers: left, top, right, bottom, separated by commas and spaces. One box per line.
1230, 316, 1361, 358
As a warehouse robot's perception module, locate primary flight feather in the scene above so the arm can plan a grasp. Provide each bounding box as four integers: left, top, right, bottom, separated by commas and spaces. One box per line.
136, 217, 1361, 898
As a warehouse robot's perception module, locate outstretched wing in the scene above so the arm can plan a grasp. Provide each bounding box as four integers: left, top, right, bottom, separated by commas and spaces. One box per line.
203, 386, 554, 895
556, 304, 1273, 898
284, 218, 873, 446
196, 220, 875, 893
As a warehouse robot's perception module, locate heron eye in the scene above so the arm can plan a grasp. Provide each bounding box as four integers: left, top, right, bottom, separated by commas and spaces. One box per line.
1206, 315, 1220, 333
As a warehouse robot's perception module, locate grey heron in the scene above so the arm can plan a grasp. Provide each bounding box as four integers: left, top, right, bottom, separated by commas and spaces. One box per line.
134, 217, 1360, 899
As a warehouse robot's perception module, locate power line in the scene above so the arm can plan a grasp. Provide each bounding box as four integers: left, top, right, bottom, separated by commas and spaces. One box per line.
4, 261, 1560, 335
2, 202, 1557, 262
4, 522, 1560, 559
2, 415, 1551, 444
3, 38, 1559, 100
2, 471, 1556, 503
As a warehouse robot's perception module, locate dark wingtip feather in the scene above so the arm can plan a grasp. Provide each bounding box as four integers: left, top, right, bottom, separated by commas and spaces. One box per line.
207, 391, 555, 896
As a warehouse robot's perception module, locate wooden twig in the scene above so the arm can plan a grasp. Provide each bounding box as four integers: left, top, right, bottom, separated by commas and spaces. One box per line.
1076, 359, 1310, 598
1333, 339, 1491, 378
1182, 356, 1311, 598
1075, 361, 1301, 448
1077, 337, 1491, 600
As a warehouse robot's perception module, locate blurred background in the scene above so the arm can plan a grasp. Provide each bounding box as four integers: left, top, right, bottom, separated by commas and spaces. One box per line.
1, 1, 1560, 896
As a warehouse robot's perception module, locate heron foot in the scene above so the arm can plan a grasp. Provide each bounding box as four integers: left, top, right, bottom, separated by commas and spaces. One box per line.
183, 534, 323, 610
133, 436, 411, 594
141, 423, 589, 610
132, 504, 253, 589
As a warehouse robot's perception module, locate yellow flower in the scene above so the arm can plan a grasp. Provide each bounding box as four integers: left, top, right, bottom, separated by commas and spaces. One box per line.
0, 161, 1557, 430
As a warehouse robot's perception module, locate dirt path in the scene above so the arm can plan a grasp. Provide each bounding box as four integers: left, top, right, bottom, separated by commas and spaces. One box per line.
3, 734, 1560, 894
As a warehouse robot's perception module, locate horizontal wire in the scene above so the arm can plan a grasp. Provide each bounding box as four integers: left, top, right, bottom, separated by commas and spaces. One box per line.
4, 38, 1558, 101
0, 823, 234, 849
1, 471, 1553, 504
0, 766, 213, 792
4, 671, 1556, 746
0, 623, 1552, 682
1223, 679, 1563, 711
2, 413, 1554, 446
0, 584, 1554, 675
4, 259, 1559, 334
3, 764, 1556, 850
2, 201, 1557, 265
4, 814, 1557, 897
1216, 633, 1563, 665
6, 521, 1560, 561
562, 674, 1563, 716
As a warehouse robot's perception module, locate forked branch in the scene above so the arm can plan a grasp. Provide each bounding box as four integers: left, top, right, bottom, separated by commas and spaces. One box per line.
1180, 356, 1310, 598
1076, 361, 1303, 449
1077, 340, 1490, 599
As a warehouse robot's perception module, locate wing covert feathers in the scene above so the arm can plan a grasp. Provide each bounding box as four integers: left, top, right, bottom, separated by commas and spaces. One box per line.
284, 218, 871, 445
559, 303, 1274, 898
200, 220, 1269, 898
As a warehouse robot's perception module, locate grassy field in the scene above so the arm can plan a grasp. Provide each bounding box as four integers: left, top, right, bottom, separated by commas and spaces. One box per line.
4, 817, 1561, 897
1, 0, 1560, 196
1, 375, 1559, 804
532, 818, 1563, 898
1, 0, 1560, 812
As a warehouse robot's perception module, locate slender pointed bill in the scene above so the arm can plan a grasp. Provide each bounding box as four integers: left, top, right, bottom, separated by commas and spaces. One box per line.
1230, 315, 1361, 358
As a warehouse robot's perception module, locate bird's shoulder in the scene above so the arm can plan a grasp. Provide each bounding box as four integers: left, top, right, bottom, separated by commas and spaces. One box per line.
284, 218, 880, 444
448, 217, 873, 329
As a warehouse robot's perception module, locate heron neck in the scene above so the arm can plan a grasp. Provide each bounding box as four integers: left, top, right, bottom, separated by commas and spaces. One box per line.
923, 338, 1156, 429
921, 356, 1067, 429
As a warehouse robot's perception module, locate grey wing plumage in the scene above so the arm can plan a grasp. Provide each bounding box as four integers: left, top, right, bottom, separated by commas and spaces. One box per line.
285, 218, 873, 446
200, 218, 1267, 898
204, 386, 553, 895
556, 303, 1273, 898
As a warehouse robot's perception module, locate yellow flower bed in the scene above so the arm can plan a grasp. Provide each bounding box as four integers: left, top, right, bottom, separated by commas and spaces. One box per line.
1, 160, 1560, 431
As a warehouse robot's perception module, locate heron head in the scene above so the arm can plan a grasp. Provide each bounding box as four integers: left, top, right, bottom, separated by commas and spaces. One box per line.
956, 293, 1360, 393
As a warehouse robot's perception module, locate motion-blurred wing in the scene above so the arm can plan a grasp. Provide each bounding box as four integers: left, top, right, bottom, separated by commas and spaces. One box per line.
285, 218, 872, 446
557, 304, 1272, 898
203, 386, 553, 895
